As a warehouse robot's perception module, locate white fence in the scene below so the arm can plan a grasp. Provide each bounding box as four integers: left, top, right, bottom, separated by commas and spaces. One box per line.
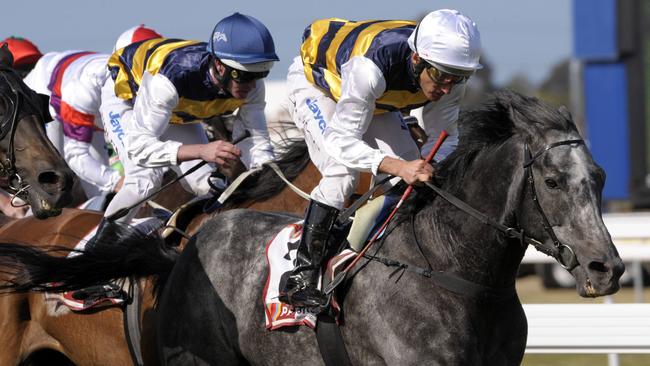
524, 303, 650, 354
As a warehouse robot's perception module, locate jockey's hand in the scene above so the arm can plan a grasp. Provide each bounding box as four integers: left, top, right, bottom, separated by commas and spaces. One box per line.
199, 140, 241, 168
378, 156, 433, 185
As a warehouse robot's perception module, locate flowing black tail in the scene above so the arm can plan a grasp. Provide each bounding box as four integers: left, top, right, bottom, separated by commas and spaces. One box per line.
0, 222, 178, 294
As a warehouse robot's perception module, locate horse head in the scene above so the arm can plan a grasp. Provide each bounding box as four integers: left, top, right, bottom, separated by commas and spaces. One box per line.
498, 91, 624, 297
0, 45, 74, 218
436, 90, 623, 298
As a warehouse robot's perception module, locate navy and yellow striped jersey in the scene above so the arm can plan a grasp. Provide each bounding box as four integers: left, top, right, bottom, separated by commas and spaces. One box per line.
301, 19, 428, 114
108, 38, 245, 124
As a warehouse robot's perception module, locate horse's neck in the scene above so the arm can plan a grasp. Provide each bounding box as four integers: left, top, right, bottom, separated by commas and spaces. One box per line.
418, 143, 527, 287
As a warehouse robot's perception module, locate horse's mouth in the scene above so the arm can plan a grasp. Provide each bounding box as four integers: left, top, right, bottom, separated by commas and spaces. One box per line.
31, 198, 63, 219
583, 277, 597, 298
572, 265, 621, 298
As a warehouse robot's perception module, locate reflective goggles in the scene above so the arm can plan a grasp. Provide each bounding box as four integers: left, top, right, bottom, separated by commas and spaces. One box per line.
226, 65, 269, 83
424, 65, 470, 86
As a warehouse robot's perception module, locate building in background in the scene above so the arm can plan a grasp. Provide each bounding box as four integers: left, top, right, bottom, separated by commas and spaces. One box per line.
574, 0, 650, 209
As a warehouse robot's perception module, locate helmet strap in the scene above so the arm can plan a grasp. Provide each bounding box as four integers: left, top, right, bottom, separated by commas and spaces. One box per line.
412, 55, 428, 90
412, 24, 426, 90
209, 58, 233, 97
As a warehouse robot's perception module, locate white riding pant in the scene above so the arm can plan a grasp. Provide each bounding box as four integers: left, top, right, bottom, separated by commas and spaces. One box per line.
100, 79, 213, 222
288, 83, 419, 209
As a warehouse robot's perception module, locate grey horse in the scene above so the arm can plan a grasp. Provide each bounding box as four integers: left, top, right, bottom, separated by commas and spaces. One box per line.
0, 90, 624, 365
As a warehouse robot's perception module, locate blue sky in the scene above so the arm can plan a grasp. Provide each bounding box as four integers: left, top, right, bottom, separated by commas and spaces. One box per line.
1, 0, 571, 86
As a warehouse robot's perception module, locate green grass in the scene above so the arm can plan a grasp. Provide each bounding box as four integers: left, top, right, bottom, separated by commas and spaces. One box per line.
517, 276, 650, 365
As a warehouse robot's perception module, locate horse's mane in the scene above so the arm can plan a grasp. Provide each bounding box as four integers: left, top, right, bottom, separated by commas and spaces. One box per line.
438, 89, 573, 191
220, 124, 310, 209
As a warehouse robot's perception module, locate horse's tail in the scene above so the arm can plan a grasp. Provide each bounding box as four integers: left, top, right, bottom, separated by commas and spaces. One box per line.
0, 222, 177, 294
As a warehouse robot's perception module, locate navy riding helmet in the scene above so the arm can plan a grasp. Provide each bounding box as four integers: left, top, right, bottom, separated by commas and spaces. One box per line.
208, 12, 279, 73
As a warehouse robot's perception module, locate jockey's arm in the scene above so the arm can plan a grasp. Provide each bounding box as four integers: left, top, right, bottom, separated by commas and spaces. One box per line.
231, 79, 275, 169
64, 136, 122, 192
322, 56, 433, 184
125, 72, 240, 168
124, 72, 182, 167
322, 56, 388, 175
61, 78, 122, 193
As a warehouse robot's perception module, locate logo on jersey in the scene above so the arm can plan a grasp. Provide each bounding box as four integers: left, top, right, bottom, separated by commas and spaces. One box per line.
213, 31, 228, 43
108, 111, 125, 142
306, 98, 327, 133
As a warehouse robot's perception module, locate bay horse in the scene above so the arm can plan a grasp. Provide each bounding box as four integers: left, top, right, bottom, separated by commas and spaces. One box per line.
0, 91, 624, 365
0, 45, 74, 218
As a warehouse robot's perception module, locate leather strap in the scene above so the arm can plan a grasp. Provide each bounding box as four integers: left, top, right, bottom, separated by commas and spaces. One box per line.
316, 308, 352, 366
123, 278, 144, 366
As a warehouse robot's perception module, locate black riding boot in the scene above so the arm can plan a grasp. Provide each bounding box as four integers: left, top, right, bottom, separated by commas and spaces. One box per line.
279, 200, 339, 308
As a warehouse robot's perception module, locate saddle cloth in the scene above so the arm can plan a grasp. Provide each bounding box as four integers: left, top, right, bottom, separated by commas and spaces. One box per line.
263, 222, 356, 330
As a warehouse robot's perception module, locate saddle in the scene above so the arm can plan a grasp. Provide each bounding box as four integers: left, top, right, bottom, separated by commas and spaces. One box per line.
263, 193, 398, 327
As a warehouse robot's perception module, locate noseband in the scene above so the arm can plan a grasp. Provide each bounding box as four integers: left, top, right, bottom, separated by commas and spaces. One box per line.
0, 66, 40, 201
425, 138, 585, 271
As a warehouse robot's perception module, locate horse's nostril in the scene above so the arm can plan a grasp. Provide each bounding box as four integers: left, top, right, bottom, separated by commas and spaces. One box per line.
37, 170, 73, 195
38, 171, 60, 185
588, 261, 608, 273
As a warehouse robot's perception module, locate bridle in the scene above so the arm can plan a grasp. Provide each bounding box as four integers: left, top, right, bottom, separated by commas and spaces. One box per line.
343, 138, 587, 302
423, 138, 585, 271
522, 139, 584, 269
0, 65, 43, 202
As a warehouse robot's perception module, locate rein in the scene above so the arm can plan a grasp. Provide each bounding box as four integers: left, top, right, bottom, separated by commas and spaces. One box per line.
424, 138, 584, 271
351, 138, 585, 300
106, 130, 251, 221
355, 214, 516, 302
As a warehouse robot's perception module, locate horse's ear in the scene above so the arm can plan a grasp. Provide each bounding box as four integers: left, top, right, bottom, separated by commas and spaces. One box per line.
0, 44, 14, 67
558, 105, 573, 121
508, 104, 538, 138
38, 93, 53, 122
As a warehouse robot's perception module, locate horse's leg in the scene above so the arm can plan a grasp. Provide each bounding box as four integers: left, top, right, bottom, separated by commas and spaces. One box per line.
0, 294, 26, 365
32, 294, 133, 366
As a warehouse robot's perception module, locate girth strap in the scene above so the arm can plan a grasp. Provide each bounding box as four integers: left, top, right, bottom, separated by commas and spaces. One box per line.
316, 308, 352, 366
123, 278, 144, 366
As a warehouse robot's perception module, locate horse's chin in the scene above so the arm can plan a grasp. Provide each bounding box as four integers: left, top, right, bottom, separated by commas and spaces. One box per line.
30, 197, 63, 219
571, 265, 621, 298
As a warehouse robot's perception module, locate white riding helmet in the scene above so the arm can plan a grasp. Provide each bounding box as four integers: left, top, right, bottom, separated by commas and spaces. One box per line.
407, 9, 482, 74
114, 24, 162, 52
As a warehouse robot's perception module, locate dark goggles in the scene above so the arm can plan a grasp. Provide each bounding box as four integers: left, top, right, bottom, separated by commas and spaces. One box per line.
227, 66, 269, 83
424, 65, 470, 86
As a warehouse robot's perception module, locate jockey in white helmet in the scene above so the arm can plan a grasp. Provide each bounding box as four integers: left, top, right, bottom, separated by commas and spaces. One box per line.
23, 25, 161, 200
280, 9, 482, 307
99, 13, 277, 224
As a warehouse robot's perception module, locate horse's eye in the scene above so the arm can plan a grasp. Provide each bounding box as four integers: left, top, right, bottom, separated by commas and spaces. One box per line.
545, 178, 559, 189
